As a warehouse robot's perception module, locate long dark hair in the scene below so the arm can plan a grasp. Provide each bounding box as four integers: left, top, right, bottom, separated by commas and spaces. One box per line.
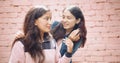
51, 6, 87, 47
12, 6, 50, 63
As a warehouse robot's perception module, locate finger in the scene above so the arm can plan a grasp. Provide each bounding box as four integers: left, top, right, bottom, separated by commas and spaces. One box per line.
76, 30, 81, 36
74, 36, 80, 41
73, 34, 80, 41
70, 29, 79, 35
65, 41, 70, 47
66, 42, 73, 47
75, 33, 80, 37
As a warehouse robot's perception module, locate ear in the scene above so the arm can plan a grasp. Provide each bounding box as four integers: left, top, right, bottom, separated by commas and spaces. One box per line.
76, 18, 80, 24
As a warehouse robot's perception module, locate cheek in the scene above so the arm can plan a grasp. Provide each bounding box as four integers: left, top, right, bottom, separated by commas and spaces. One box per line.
69, 20, 76, 27
37, 23, 50, 32
36, 21, 44, 29
37, 24, 44, 30
69, 23, 75, 28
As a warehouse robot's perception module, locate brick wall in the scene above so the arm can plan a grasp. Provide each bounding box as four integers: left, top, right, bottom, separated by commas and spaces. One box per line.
0, 0, 120, 63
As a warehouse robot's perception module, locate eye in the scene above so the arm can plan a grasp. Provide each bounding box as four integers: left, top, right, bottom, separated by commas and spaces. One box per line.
44, 17, 49, 20
67, 16, 72, 19
62, 15, 65, 19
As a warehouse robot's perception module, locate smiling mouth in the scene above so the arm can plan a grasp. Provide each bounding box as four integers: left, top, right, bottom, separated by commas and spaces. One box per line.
63, 24, 68, 26
47, 26, 50, 29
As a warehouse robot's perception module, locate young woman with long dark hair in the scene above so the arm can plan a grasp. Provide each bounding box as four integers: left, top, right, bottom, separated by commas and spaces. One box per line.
9, 5, 74, 63
51, 6, 87, 63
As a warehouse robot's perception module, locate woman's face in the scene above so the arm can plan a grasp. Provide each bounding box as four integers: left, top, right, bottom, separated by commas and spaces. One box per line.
62, 10, 79, 30
35, 11, 52, 33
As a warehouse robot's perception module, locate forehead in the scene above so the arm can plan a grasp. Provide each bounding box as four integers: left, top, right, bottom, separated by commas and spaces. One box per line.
63, 10, 74, 17
42, 11, 51, 16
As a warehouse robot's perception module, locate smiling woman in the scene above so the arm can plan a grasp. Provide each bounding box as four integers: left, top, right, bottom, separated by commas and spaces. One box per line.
51, 6, 87, 63
35, 11, 52, 33
8, 5, 73, 63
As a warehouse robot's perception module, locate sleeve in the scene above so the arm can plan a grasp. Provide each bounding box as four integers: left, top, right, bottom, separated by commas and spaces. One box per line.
8, 41, 25, 63
55, 44, 72, 63
72, 38, 83, 54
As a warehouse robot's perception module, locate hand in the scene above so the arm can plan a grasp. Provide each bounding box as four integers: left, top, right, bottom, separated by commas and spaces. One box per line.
68, 29, 81, 42
15, 31, 24, 39
65, 38, 74, 53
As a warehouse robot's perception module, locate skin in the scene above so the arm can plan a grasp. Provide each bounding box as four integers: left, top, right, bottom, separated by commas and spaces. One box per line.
35, 11, 52, 41
35, 11, 74, 53
35, 11, 52, 33
58, 10, 82, 53
16, 10, 75, 53
62, 10, 78, 32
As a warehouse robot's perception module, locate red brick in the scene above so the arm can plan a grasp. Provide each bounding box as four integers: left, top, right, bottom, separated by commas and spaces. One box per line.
11, 0, 31, 5
109, 14, 120, 21
101, 32, 120, 38
0, 52, 10, 63
0, 0, 120, 63
0, 1, 11, 7
72, 56, 85, 62
105, 3, 120, 10
82, 6, 91, 11
19, 6, 31, 12
0, 18, 24, 23
90, 0, 106, 3
86, 37, 105, 44
0, 28, 20, 35
73, 50, 86, 57
104, 56, 120, 62
86, 15, 108, 21
103, 21, 120, 27
0, 34, 15, 41
0, 7, 21, 13
87, 44, 106, 51
106, 44, 120, 50
91, 3, 106, 10
0, 13, 18, 18
106, 50, 120, 56
0, 47, 11, 52
85, 56, 103, 62
108, 0, 120, 3
87, 27, 109, 33
84, 10, 96, 16
104, 38, 120, 44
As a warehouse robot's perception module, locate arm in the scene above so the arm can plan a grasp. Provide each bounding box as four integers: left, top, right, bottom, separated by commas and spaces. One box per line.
8, 41, 25, 63
60, 29, 82, 56
56, 38, 73, 63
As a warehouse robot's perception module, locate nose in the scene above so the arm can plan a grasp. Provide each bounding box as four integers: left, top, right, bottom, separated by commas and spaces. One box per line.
48, 19, 52, 25
62, 17, 67, 23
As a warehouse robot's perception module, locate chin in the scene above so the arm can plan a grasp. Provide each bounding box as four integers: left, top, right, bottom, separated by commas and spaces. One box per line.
63, 26, 69, 29
45, 30, 50, 32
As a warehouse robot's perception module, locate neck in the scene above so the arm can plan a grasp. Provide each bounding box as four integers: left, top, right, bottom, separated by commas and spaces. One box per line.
65, 28, 73, 35
40, 31, 44, 42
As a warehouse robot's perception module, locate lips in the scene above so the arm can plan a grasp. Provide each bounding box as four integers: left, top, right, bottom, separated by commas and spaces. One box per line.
46, 25, 50, 29
63, 23, 68, 27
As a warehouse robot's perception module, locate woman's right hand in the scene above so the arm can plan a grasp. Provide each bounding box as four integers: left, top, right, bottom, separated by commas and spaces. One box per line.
15, 31, 24, 39
68, 29, 81, 42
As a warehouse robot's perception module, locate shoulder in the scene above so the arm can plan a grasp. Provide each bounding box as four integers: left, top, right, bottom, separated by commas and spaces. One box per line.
9, 41, 25, 63
51, 21, 60, 29
12, 41, 24, 50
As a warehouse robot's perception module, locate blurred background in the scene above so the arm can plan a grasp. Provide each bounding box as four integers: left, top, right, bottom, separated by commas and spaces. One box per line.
0, 0, 120, 63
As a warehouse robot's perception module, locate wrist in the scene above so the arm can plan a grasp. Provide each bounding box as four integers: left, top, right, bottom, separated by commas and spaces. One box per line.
67, 48, 73, 53
68, 36, 73, 41
65, 52, 72, 58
